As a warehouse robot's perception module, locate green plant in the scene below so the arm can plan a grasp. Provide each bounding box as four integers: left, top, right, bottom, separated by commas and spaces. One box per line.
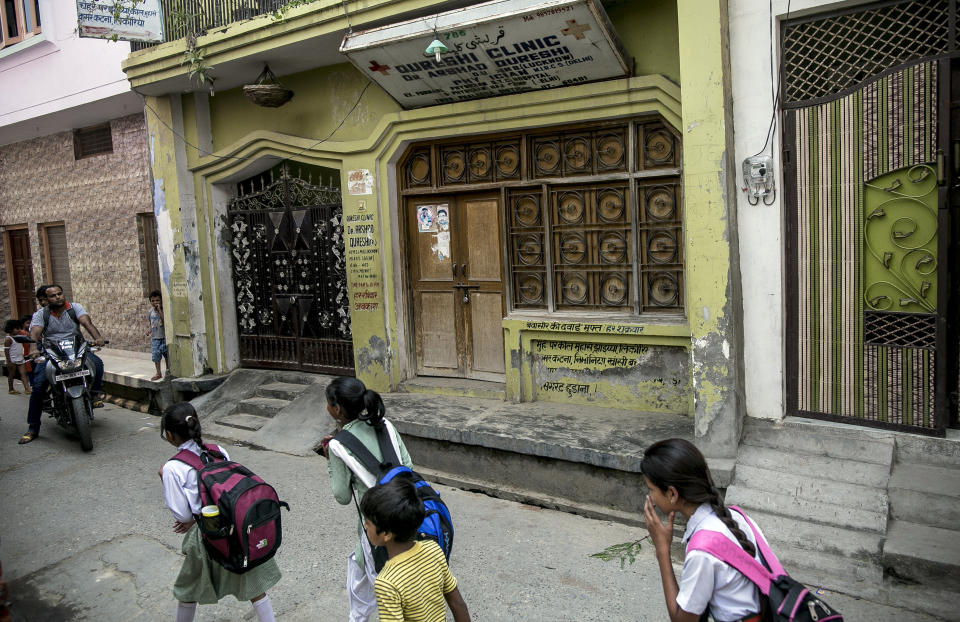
271, 0, 318, 22
589, 536, 649, 569
171, 9, 213, 90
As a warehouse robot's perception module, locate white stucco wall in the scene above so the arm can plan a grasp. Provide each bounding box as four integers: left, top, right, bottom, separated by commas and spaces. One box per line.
728, 0, 864, 419
0, 0, 139, 143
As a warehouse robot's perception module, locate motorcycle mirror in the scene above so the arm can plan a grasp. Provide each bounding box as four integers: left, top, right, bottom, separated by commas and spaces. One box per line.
11, 335, 35, 344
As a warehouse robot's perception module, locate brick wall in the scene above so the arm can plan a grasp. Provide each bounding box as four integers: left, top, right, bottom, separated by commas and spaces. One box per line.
0, 113, 155, 352
0, 234, 7, 321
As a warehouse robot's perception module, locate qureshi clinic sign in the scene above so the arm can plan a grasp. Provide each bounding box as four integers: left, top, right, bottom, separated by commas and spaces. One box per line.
77, 0, 163, 42
340, 0, 629, 109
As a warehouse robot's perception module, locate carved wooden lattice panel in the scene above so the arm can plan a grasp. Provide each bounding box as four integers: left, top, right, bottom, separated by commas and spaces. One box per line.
639, 182, 684, 312
402, 117, 682, 315
508, 189, 547, 309
551, 184, 632, 310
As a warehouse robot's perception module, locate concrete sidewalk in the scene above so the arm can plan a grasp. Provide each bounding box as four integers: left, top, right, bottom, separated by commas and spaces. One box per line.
97, 347, 163, 389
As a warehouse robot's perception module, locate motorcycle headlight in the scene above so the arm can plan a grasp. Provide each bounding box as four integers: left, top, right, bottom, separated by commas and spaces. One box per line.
60, 360, 82, 372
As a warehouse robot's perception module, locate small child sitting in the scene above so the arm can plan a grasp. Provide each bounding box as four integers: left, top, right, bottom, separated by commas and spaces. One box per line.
359, 476, 471, 622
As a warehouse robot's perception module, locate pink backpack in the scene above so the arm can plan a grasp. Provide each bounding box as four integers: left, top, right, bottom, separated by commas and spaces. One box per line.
171, 444, 290, 574
687, 506, 842, 622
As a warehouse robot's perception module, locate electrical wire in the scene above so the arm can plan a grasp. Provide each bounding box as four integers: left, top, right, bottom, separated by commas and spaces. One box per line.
340, 0, 353, 34
135, 80, 373, 166
750, 0, 792, 159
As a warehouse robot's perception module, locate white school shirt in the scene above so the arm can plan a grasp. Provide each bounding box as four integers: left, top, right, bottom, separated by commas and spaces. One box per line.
161, 439, 229, 523
677, 503, 765, 621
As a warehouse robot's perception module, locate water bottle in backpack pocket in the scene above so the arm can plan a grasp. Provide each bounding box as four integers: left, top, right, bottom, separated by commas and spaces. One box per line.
172, 445, 290, 574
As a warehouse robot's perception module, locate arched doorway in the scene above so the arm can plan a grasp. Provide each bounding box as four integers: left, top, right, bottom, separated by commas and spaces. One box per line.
227, 162, 354, 375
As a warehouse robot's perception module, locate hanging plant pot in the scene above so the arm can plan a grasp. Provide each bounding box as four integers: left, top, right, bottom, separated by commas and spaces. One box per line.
243, 65, 294, 108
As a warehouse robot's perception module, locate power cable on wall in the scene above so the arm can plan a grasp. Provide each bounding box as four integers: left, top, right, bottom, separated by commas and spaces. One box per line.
743, 0, 792, 205
134, 79, 373, 167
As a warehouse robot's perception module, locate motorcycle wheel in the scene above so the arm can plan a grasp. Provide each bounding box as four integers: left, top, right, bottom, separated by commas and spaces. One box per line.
71, 395, 94, 452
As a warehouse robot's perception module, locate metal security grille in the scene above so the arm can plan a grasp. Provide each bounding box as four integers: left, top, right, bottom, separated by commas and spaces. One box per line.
781, 0, 953, 106
228, 165, 353, 375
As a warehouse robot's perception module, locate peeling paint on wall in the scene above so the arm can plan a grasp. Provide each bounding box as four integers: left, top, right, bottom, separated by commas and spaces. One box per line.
153, 178, 174, 287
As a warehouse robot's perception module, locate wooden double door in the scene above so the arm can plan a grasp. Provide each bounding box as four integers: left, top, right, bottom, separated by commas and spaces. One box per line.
407, 195, 505, 381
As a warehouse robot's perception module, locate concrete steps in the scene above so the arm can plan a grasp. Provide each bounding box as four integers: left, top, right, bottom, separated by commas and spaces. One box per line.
883, 443, 960, 598
731, 419, 960, 619
726, 420, 894, 599
256, 381, 311, 400
214, 382, 311, 432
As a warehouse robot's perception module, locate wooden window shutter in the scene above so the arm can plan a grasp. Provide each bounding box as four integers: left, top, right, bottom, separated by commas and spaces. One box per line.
43, 224, 73, 300
138, 213, 162, 295
73, 123, 113, 159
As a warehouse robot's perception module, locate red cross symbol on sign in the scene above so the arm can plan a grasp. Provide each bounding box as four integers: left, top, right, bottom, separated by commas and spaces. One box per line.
368, 60, 391, 76
561, 19, 591, 40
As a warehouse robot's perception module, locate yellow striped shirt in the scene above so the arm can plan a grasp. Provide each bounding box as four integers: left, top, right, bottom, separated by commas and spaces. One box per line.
374, 540, 457, 622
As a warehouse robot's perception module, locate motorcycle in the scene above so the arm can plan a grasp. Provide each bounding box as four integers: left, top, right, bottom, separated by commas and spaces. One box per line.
16, 334, 104, 452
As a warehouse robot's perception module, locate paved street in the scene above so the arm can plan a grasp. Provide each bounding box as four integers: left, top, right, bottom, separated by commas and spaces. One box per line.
0, 392, 941, 621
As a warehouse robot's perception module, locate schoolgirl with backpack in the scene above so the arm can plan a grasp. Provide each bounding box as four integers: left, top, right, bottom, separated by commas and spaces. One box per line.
641, 438, 841, 622
317, 377, 425, 622
159, 403, 283, 622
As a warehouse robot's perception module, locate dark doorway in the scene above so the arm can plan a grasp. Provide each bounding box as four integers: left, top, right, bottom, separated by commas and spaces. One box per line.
227, 163, 354, 375
6, 227, 35, 319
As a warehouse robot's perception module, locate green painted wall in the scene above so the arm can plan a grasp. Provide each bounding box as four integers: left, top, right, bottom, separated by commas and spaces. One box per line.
676, 0, 743, 455
607, 0, 681, 85
209, 64, 399, 154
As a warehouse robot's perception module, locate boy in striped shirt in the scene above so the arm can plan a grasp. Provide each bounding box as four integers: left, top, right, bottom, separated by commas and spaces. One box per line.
360, 477, 471, 622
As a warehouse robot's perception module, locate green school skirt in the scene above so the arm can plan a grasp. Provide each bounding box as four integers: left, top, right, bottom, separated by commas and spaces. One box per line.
173, 524, 282, 604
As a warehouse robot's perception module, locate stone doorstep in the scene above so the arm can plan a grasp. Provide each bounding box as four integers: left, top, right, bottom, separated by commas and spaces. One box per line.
256, 381, 312, 400
215, 412, 270, 432
235, 396, 290, 418
883, 520, 960, 593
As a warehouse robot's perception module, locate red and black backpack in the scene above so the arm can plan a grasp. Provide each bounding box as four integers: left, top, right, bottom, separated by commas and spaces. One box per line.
170, 444, 290, 574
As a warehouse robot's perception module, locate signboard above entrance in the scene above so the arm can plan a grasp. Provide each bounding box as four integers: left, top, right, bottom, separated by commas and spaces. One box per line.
339, 0, 630, 109
76, 0, 163, 42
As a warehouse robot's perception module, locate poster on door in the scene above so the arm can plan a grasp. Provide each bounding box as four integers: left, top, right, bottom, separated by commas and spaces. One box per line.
417, 205, 438, 232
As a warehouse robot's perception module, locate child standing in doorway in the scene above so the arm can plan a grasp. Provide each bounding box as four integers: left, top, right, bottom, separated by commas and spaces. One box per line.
148, 290, 169, 381
4, 319, 30, 395
360, 477, 471, 622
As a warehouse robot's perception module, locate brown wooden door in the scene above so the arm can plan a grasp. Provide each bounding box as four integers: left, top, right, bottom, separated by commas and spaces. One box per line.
407, 195, 505, 380
7, 228, 35, 318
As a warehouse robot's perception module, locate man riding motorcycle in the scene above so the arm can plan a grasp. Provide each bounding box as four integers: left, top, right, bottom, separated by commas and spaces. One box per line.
17, 284, 105, 445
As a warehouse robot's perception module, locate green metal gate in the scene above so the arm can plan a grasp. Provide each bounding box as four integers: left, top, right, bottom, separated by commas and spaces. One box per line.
782, 0, 956, 434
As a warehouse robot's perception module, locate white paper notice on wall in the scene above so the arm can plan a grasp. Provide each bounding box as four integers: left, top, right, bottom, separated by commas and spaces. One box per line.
348, 169, 374, 195
76, 0, 164, 42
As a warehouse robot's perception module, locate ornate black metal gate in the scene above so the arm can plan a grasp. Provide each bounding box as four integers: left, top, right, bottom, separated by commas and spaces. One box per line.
228, 166, 354, 375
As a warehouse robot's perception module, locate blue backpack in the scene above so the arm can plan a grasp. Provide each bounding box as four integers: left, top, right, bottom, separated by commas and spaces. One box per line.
333, 424, 454, 571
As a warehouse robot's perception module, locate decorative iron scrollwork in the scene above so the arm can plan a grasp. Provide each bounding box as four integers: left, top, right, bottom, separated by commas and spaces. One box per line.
227, 164, 353, 373
864, 164, 938, 313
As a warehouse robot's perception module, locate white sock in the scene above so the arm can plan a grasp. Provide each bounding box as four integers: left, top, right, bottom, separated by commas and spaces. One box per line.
175, 602, 197, 622
253, 594, 276, 622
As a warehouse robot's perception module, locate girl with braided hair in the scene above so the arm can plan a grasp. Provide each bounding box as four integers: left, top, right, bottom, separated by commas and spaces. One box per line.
159, 403, 281, 622
641, 438, 766, 622
318, 377, 413, 622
